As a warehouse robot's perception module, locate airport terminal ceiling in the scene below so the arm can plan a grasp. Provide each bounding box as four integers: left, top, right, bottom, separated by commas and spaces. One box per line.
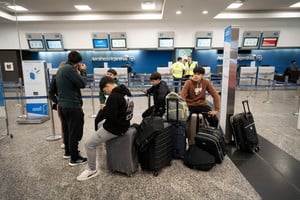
0, 0, 300, 22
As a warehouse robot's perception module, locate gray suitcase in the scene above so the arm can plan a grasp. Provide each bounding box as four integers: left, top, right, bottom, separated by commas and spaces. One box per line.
106, 127, 138, 176
187, 113, 205, 145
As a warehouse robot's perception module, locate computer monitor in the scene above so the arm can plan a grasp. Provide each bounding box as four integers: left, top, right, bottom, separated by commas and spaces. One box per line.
93, 39, 109, 49
46, 40, 63, 50
196, 38, 212, 49
28, 40, 44, 49
242, 37, 259, 47
158, 38, 174, 48
111, 38, 126, 48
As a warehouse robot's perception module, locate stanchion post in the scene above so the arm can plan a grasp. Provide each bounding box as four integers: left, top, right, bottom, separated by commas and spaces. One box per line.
263, 78, 272, 104
18, 82, 27, 119
90, 81, 96, 118
46, 97, 62, 141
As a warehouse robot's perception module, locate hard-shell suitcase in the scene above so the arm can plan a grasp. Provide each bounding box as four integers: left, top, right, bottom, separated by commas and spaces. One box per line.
106, 127, 138, 176
195, 126, 226, 164
138, 123, 173, 176
230, 100, 260, 153
186, 113, 205, 145
166, 98, 187, 159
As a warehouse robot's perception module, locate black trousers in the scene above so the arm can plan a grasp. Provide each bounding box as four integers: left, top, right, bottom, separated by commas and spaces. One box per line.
188, 105, 218, 128
59, 106, 84, 160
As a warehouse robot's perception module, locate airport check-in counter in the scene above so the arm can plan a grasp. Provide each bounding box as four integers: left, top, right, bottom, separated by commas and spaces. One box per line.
239, 67, 257, 86
257, 66, 275, 86
157, 67, 173, 87
202, 66, 211, 81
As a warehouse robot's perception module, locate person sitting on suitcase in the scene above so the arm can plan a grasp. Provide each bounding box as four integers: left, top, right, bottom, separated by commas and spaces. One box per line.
94, 68, 120, 131
180, 66, 220, 128
77, 76, 134, 181
142, 72, 170, 118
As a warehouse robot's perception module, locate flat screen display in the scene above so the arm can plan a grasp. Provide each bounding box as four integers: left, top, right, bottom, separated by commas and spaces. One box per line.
111, 38, 126, 48
159, 38, 174, 48
261, 37, 278, 47
93, 39, 109, 48
46, 40, 63, 49
28, 40, 44, 49
243, 37, 259, 47
196, 38, 212, 48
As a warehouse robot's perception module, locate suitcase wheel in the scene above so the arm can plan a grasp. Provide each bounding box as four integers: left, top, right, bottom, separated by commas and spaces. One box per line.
254, 146, 260, 152
153, 171, 159, 177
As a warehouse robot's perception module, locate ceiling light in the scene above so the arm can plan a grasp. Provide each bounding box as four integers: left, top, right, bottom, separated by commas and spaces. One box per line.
202, 10, 208, 15
74, 5, 91, 11
227, 1, 244, 9
141, 1, 156, 10
290, 2, 300, 8
176, 10, 182, 15
7, 5, 28, 11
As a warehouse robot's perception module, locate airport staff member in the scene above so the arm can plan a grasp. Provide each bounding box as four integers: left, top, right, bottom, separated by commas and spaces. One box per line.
284, 60, 299, 83
170, 57, 185, 93
184, 56, 197, 79
56, 51, 87, 166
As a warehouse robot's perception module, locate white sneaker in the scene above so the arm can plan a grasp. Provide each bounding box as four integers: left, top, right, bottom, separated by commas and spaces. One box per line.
61, 143, 65, 149
77, 169, 100, 181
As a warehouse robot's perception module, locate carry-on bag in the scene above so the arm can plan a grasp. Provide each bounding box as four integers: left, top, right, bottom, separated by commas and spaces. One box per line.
230, 100, 260, 153
186, 113, 205, 145
138, 123, 173, 176
194, 126, 226, 164
165, 92, 189, 122
166, 98, 187, 159
106, 127, 138, 176
183, 144, 215, 171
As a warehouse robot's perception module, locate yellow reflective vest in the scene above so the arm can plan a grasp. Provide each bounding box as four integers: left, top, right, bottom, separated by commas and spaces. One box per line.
185, 62, 197, 76
172, 62, 184, 78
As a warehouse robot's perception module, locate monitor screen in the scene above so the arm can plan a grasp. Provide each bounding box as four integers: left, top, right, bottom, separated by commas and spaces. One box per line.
261, 37, 278, 47
28, 40, 44, 49
243, 37, 259, 47
196, 38, 212, 48
159, 38, 174, 48
111, 38, 126, 48
93, 39, 109, 48
46, 40, 63, 49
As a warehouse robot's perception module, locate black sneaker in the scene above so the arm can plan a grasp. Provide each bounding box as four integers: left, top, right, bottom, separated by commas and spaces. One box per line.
63, 153, 71, 159
69, 156, 87, 166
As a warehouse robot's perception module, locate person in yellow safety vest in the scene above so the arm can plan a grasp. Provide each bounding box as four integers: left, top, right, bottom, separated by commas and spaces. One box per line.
184, 56, 198, 79
170, 57, 185, 93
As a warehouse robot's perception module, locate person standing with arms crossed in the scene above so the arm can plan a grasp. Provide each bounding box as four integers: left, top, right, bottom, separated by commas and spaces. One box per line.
56, 51, 88, 166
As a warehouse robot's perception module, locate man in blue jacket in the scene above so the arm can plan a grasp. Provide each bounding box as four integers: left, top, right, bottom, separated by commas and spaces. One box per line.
56, 51, 87, 166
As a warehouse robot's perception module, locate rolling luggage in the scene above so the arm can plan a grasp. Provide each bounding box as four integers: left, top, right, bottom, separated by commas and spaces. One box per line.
230, 100, 260, 153
166, 97, 187, 159
194, 126, 226, 164
106, 127, 138, 176
138, 123, 173, 176
183, 144, 215, 171
186, 113, 205, 145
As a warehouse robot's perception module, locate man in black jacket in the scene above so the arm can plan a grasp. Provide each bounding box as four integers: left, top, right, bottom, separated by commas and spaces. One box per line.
77, 76, 134, 181
142, 72, 170, 118
56, 51, 87, 166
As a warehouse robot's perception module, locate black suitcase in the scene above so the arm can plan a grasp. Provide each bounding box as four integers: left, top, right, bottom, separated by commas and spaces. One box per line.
230, 100, 260, 153
195, 126, 226, 164
166, 98, 187, 159
138, 123, 173, 176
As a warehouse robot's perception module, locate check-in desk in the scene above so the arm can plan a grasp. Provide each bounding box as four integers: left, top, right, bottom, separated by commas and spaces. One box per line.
239, 67, 257, 86
257, 66, 275, 86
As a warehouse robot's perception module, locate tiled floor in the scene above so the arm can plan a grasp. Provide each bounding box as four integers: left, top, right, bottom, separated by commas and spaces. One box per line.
0, 88, 299, 200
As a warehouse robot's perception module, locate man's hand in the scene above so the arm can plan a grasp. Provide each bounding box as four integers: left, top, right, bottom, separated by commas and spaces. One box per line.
142, 89, 147, 94
99, 104, 106, 110
209, 110, 218, 117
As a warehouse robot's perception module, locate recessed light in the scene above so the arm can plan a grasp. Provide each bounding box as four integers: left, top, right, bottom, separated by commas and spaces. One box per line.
290, 2, 300, 8
202, 10, 208, 15
141, 1, 156, 10
227, 1, 244, 9
74, 5, 91, 11
7, 5, 28, 11
176, 10, 182, 15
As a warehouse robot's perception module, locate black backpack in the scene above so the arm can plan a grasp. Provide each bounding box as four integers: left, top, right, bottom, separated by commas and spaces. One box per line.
184, 145, 216, 171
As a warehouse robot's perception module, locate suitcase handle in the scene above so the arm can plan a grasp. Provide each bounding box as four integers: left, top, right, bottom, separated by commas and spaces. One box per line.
242, 100, 251, 114
166, 98, 179, 123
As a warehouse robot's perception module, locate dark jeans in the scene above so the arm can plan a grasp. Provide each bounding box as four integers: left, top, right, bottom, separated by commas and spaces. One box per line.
188, 105, 218, 128
59, 106, 84, 161
173, 77, 182, 93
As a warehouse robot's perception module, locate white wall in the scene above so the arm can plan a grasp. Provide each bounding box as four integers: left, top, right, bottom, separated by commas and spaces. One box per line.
0, 19, 300, 49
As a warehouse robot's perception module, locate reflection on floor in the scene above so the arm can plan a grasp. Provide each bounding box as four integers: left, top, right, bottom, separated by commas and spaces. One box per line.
0, 88, 299, 199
